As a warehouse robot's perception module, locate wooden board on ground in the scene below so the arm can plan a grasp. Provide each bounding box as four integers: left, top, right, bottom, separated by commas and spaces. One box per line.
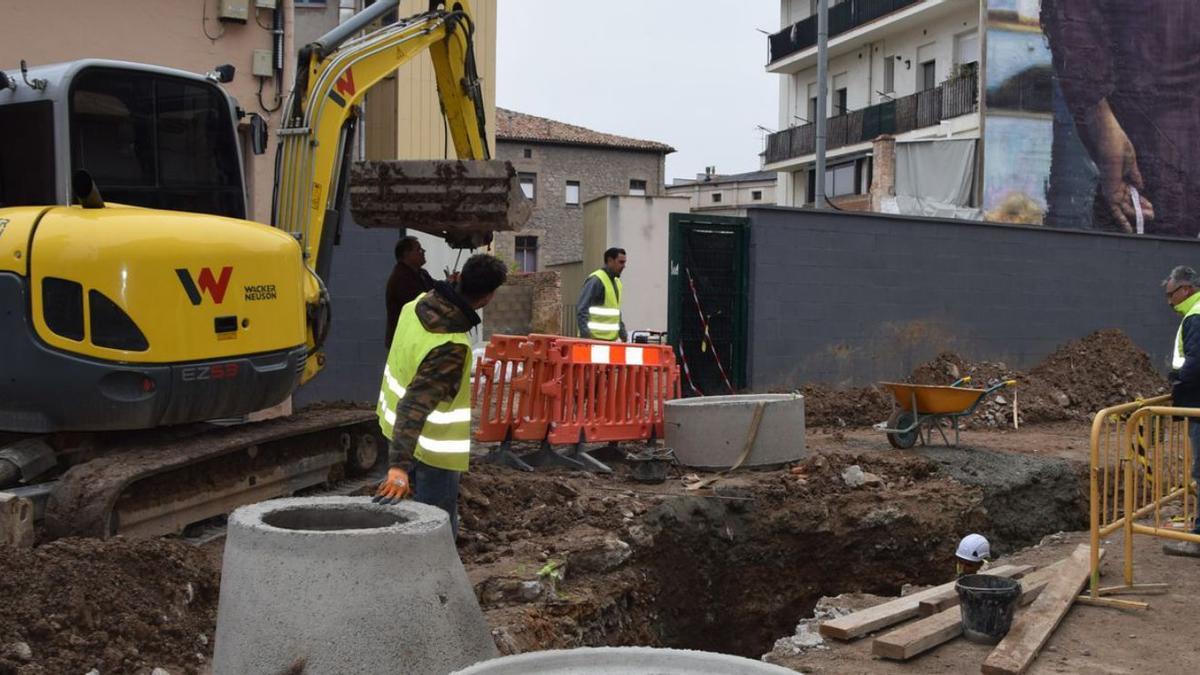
873, 551, 1102, 661
818, 564, 1033, 641
981, 544, 1092, 675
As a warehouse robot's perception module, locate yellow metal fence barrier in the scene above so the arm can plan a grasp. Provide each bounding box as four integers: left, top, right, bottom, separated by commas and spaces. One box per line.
1089, 395, 1195, 604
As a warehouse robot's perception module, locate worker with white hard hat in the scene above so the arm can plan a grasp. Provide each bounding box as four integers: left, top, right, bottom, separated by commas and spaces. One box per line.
955, 533, 991, 576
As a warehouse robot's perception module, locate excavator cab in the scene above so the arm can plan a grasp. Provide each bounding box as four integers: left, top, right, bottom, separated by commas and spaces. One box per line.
0, 60, 307, 434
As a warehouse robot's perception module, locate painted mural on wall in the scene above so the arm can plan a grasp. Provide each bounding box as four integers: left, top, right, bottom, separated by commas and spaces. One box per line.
984, 0, 1200, 237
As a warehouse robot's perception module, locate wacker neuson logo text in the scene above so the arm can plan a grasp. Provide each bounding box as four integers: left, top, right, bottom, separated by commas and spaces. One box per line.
244, 284, 278, 301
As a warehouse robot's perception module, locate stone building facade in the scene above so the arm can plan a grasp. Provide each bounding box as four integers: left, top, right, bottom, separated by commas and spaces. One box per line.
493, 108, 674, 269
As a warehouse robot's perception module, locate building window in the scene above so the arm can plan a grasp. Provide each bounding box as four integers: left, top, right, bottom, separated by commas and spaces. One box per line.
523, 148, 532, 158
832, 73, 847, 116
711, 192, 723, 203
518, 172, 536, 201
515, 236, 538, 272
955, 31, 979, 71
629, 179, 647, 196
565, 180, 580, 205
807, 158, 867, 201
920, 60, 937, 91
883, 55, 895, 93
751, 190, 763, 201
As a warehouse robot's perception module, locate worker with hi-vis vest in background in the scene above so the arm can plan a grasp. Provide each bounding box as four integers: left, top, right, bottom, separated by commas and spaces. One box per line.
576, 247, 627, 342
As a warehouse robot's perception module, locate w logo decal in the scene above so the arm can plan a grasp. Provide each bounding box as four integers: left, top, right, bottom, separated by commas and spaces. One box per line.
176, 266, 233, 305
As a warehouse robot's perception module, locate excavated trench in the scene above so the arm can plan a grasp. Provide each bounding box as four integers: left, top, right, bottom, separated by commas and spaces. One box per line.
477, 447, 1090, 659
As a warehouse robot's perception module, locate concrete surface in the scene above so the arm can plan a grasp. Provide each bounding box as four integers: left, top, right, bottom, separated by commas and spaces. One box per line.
665, 394, 806, 469
212, 497, 497, 675
450, 646, 798, 674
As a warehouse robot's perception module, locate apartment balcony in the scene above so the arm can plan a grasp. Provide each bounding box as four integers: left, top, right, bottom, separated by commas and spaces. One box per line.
764, 73, 976, 166
767, 0, 967, 74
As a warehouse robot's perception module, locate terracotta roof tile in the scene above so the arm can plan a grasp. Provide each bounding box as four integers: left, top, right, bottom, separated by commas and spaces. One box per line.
496, 108, 674, 153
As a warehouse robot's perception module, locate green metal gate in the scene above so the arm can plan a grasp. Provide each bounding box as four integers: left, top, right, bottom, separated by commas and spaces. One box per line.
667, 214, 750, 395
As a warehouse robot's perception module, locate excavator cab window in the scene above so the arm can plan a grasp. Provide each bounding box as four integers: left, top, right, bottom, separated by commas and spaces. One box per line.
0, 100, 56, 207
68, 67, 245, 219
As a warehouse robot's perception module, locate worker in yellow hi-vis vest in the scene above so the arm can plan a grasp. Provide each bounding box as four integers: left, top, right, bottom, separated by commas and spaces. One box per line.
373, 254, 508, 539
576, 247, 627, 342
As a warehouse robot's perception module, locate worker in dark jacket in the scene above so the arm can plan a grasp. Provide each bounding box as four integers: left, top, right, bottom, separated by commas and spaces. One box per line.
373, 254, 508, 539
575, 247, 627, 341
1164, 265, 1200, 556
385, 236, 434, 347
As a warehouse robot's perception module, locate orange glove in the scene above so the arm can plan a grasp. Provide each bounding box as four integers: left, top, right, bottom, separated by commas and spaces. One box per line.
372, 466, 412, 505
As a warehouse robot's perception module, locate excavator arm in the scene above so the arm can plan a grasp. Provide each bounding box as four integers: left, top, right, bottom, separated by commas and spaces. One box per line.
272, 0, 528, 383
274, 1, 490, 263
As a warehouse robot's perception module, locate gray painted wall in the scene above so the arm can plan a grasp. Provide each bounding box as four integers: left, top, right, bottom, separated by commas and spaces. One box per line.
746, 207, 1200, 389
295, 221, 399, 406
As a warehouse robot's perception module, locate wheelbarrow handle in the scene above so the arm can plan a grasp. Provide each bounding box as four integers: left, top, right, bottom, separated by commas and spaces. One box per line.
984, 379, 1018, 393
951, 376, 972, 387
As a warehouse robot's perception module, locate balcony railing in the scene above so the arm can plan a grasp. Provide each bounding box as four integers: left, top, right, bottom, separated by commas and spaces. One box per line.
764, 73, 977, 165
768, 0, 924, 64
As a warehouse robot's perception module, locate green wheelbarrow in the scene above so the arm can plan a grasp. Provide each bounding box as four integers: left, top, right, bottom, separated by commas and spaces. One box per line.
878, 377, 1017, 449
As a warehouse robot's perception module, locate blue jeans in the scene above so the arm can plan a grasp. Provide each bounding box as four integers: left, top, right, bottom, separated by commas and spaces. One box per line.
411, 460, 461, 540
1190, 421, 1200, 534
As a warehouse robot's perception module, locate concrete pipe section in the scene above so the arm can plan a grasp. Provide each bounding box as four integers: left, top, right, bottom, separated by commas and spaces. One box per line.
213, 497, 497, 675
450, 646, 799, 674
666, 393, 806, 469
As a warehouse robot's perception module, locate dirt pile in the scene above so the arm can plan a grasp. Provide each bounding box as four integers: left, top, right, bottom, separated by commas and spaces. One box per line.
801, 329, 1168, 429
0, 538, 218, 675
1026, 329, 1168, 419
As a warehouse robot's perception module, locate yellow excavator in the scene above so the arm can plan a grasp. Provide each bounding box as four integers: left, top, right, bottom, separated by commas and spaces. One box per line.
0, 0, 528, 540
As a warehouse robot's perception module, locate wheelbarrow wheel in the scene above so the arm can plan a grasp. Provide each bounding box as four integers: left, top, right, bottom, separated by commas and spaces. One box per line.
887, 410, 919, 450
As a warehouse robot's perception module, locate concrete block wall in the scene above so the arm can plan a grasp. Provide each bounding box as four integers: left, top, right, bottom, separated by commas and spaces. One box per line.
296, 222, 400, 406
481, 271, 562, 339
746, 207, 1200, 389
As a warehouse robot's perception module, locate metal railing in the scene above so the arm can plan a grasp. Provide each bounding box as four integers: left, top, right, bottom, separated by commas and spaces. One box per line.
768, 0, 924, 64
764, 74, 977, 164
1087, 396, 1192, 609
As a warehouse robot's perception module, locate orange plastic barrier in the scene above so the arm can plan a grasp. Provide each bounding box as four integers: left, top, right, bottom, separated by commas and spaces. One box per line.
473, 334, 680, 449
541, 338, 681, 445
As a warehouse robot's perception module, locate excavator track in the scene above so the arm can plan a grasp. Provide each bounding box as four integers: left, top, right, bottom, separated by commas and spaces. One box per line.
43, 406, 379, 540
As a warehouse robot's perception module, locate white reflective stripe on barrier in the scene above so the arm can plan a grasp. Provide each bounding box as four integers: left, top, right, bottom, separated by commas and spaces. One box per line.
427, 407, 471, 425
418, 436, 471, 453
384, 368, 407, 398
589, 307, 621, 317
588, 321, 616, 332
626, 347, 643, 365
591, 345, 611, 363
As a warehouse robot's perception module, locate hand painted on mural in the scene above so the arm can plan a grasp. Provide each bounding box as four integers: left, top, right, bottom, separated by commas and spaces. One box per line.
1085, 99, 1154, 233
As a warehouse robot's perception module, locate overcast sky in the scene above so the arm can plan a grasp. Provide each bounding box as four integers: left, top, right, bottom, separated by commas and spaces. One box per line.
496, 1, 780, 182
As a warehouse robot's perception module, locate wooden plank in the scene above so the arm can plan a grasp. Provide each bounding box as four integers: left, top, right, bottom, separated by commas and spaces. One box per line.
982, 545, 1092, 675
818, 564, 1031, 641
874, 559, 1076, 661
872, 603, 963, 661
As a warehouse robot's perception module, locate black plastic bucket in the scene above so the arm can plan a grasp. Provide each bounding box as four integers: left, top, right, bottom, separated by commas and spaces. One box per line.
955, 574, 1022, 644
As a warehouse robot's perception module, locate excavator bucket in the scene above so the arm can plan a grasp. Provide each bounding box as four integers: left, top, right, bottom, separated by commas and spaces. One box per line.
349, 160, 532, 249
